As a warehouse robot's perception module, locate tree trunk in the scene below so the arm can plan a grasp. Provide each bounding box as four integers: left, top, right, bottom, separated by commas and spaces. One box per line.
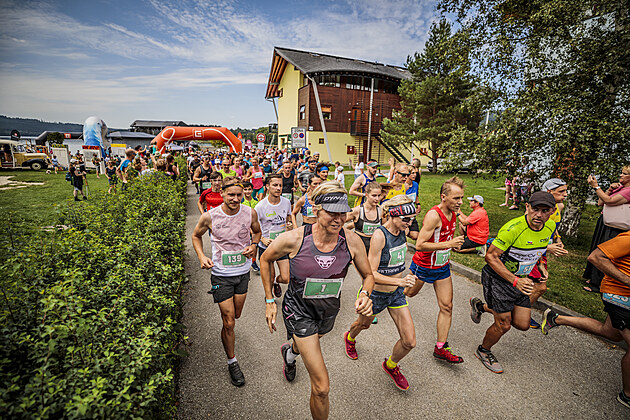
559, 184, 589, 238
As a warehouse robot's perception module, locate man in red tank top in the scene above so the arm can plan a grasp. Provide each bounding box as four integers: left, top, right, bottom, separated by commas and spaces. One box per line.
405, 176, 465, 363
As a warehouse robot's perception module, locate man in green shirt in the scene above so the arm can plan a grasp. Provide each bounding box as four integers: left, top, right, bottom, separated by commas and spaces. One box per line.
469, 191, 557, 374
218, 159, 237, 179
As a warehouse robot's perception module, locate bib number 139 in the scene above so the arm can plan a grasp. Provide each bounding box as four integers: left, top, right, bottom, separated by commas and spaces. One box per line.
222, 252, 245, 266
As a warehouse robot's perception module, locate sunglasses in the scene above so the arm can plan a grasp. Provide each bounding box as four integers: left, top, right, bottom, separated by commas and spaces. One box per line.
398, 172, 411, 177
399, 216, 414, 223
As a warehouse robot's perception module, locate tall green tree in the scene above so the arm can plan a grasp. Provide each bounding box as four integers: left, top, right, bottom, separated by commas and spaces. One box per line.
46, 131, 64, 145
381, 19, 487, 172
439, 0, 630, 237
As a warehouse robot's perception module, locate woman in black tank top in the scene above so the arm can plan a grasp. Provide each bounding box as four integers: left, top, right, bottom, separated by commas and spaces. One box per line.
345, 182, 382, 254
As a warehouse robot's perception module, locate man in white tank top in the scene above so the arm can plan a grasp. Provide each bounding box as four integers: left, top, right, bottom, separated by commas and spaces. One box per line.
192, 176, 262, 387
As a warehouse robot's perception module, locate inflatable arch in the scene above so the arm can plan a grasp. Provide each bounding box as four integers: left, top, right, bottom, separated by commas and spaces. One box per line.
152, 127, 242, 154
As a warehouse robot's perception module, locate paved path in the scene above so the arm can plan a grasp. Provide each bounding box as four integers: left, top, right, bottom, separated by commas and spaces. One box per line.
178, 184, 626, 419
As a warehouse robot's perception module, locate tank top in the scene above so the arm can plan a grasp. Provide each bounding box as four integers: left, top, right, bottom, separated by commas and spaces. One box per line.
376, 226, 408, 276
209, 205, 252, 276
282, 174, 294, 201
355, 204, 381, 236
283, 224, 352, 320
301, 194, 315, 217
359, 174, 376, 205
251, 167, 264, 189
412, 205, 456, 269
198, 164, 213, 193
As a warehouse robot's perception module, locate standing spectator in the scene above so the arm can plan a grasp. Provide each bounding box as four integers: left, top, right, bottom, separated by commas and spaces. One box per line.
354, 157, 365, 180
51, 155, 61, 174
105, 160, 117, 194
455, 195, 490, 255
92, 154, 101, 179
116, 149, 136, 191
583, 166, 630, 292
335, 165, 345, 185
165, 154, 180, 181
411, 158, 422, 184
69, 159, 87, 201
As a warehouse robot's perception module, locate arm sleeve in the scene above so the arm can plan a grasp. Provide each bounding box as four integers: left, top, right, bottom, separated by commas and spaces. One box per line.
598, 232, 630, 260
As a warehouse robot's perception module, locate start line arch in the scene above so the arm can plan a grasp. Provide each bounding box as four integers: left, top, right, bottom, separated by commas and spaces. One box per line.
152, 127, 242, 153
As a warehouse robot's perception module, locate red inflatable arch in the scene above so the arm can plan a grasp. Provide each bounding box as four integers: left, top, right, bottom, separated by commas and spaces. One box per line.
152, 126, 242, 153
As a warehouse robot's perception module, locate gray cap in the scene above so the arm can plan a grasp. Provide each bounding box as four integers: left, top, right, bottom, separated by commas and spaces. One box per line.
467, 195, 484, 204
314, 192, 352, 213
542, 178, 566, 191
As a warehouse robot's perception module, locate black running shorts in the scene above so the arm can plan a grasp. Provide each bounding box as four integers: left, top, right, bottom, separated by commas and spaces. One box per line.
603, 299, 630, 331
210, 272, 250, 304
481, 266, 530, 313
282, 306, 336, 340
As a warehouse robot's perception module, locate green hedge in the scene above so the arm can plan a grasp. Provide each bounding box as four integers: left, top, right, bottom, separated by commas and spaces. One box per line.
0, 170, 187, 418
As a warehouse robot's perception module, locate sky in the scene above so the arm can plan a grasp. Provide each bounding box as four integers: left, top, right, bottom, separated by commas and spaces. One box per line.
0, 0, 438, 129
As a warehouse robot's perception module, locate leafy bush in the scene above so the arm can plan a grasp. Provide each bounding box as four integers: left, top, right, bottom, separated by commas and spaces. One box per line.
0, 170, 186, 418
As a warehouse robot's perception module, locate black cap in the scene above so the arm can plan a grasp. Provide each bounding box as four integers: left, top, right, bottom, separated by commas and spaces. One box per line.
528, 191, 555, 208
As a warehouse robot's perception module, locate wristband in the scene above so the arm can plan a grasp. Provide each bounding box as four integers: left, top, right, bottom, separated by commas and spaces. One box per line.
594, 186, 601, 190
265, 298, 275, 304
360, 289, 371, 298
513, 277, 519, 287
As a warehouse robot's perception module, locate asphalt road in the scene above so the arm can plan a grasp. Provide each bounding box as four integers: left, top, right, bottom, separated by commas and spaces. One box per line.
177, 185, 627, 419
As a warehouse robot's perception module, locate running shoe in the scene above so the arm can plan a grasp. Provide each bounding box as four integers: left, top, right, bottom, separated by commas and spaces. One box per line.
433, 342, 464, 363
382, 358, 409, 391
541, 308, 559, 335
251, 261, 260, 272
469, 297, 484, 324
372, 316, 378, 324
228, 361, 245, 387
344, 331, 358, 360
529, 318, 541, 329
281, 343, 297, 382
475, 346, 503, 374
273, 282, 282, 298
617, 391, 630, 409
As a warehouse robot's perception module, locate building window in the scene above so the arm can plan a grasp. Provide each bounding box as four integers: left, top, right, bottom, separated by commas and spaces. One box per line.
299, 105, 306, 120
321, 105, 332, 120
319, 138, 325, 144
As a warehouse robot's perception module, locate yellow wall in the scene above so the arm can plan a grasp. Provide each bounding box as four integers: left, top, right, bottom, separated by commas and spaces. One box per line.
276, 64, 301, 147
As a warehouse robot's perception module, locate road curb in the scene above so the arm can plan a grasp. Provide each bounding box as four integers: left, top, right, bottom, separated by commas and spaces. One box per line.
406, 243, 627, 350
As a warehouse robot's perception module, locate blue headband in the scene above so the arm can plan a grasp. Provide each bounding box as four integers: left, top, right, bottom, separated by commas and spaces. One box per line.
320, 166, 329, 172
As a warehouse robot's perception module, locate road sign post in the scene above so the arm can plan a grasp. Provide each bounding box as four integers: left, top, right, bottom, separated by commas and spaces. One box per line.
290, 127, 306, 149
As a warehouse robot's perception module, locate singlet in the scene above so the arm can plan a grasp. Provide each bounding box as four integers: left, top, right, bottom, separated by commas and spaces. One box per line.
412, 205, 456, 269
251, 167, 264, 189
283, 224, 353, 320
255, 197, 292, 249
376, 226, 408, 276
487, 215, 556, 278
198, 165, 213, 193
209, 205, 252, 276
242, 197, 258, 209
282, 174, 294, 201
385, 183, 406, 200
355, 204, 382, 236
359, 174, 376, 205
200, 189, 223, 210
301, 194, 315, 218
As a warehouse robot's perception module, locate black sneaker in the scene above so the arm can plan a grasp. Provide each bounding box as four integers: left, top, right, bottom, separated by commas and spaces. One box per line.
228, 361, 245, 387
281, 343, 297, 382
618, 391, 630, 409
541, 308, 558, 335
273, 282, 282, 298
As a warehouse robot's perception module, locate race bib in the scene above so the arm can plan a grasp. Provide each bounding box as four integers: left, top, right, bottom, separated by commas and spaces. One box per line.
303, 277, 343, 299
514, 260, 537, 276
200, 181, 212, 190
435, 249, 451, 266
269, 228, 286, 240
282, 193, 292, 201
222, 251, 246, 267
603, 293, 630, 309
362, 222, 380, 235
254, 172, 263, 179
306, 206, 315, 218
388, 243, 407, 267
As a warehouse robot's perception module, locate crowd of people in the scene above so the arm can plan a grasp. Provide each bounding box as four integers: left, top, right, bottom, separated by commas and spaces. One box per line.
186, 147, 630, 419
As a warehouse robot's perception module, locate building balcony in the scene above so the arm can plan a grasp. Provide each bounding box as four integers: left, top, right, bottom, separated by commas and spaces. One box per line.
350, 120, 382, 136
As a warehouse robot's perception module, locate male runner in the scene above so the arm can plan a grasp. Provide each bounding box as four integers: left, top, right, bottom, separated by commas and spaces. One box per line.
469, 191, 556, 373
280, 161, 298, 204
193, 155, 214, 195
344, 196, 418, 390
192, 177, 261, 386
384, 163, 409, 200
255, 173, 293, 296
298, 158, 318, 193
261, 181, 374, 420
541, 231, 630, 408
405, 176, 465, 363
348, 159, 378, 206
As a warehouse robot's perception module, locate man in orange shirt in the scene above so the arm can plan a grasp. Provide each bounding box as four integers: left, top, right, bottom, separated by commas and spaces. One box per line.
455, 195, 489, 256
541, 231, 630, 409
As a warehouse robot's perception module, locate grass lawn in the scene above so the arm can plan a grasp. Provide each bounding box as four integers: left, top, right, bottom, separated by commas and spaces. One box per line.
1, 168, 606, 321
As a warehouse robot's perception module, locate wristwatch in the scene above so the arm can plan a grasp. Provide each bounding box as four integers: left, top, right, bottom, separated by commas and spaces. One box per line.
359, 290, 371, 298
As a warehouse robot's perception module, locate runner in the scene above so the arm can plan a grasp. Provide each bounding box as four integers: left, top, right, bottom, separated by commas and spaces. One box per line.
260, 181, 374, 420
316, 162, 330, 181
469, 191, 556, 374
344, 195, 418, 390
291, 174, 322, 227
405, 176, 465, 363
345, 182, 383, 255
218, 159, 237, 179
298, 158, 318, 194
280, 161, 297, 205
540, 231, 630, 409
384, 163, 409, 200
188, 154, 201, 193
244, 157, 265, 200
198, 172, 224, 214
191, 176, 262, 387
348, 159, 378, 206
255, 173, 293, 297
193, 155, 214, 195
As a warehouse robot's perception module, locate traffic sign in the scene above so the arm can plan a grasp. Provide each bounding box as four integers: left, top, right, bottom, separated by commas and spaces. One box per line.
291, 127, 306, 148
256, 133, 266, 143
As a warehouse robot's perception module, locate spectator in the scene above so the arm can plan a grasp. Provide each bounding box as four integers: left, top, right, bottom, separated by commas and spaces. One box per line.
51, 155, 61, 174
117, 148, 136, 191
455, 195, 489, 255
354, 157, 365, 180
335, 165, 345, 185
105, 160, 117, 194
69, 158, 87, 201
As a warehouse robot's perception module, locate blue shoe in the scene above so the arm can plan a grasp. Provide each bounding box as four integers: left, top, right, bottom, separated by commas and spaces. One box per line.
529, 318, 540, 329
251, 261, 260, 272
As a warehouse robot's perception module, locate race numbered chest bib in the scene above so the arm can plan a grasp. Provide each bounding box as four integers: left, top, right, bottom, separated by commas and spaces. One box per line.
222, 251, 246, 267
306, 206, 315, 218
200, 181, 212, 190
282, 193, 292, 201
512, 260, 537, 276
269, 228, 286, 240
302, 277, 343, 299
254, 172, 263, 179
388, 243, 407, 267
362, 222, 380, 235
435, 249, 451, 266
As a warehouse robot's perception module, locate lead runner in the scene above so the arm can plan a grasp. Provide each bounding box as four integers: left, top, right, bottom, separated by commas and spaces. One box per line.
260, 181, 375, 420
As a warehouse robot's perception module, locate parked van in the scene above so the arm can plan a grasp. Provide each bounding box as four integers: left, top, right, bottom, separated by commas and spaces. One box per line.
1, 139, 51, 171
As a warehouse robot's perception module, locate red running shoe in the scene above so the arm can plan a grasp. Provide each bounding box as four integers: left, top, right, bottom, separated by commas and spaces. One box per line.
344, 331, 358, 360
382, 358, 409, 390
433, 342, 464, 363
